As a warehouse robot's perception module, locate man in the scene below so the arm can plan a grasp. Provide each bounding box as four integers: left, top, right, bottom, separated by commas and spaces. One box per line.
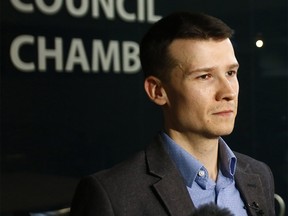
70, 12, 275, 216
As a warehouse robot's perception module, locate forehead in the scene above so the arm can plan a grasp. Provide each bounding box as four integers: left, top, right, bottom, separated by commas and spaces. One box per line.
168, 38, 237, 69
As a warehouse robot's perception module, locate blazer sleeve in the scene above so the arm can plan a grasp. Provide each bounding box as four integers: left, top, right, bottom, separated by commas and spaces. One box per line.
70, 175, 115, 216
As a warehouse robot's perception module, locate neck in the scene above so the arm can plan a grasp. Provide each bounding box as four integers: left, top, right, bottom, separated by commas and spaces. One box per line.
165, 129, 219, 181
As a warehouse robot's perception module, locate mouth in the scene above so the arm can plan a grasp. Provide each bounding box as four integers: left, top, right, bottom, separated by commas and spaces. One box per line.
212, 110, 234, 116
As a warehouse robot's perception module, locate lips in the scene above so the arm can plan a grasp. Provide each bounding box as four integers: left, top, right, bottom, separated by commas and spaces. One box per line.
212, 110, 234, 116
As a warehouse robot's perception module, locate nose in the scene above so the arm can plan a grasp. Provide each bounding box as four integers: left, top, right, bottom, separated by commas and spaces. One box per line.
215, 77, 238, 101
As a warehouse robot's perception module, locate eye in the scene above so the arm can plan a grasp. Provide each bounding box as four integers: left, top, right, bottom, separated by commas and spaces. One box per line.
197, 74, 212, 80
226, 70, 237, 77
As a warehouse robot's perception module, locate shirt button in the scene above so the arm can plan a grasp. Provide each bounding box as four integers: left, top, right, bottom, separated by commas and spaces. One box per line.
198, 170, 205, 177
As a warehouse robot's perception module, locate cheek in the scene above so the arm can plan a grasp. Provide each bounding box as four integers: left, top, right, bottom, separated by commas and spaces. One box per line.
191, 87, 213, 103
185, 90, 209, 112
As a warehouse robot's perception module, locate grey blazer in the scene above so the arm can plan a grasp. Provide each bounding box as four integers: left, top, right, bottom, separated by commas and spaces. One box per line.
70, 136, 275, 216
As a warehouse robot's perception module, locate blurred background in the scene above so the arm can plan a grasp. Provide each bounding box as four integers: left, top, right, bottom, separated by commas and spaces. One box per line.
1, 0, 287, 215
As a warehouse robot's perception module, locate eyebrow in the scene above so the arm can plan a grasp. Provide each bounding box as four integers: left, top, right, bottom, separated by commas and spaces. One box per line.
190, 63, 239, 73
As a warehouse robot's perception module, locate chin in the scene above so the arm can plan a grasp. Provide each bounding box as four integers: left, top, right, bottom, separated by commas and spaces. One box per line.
219, 128, 234, 136
217, 122, 235, 135
211, 126, 234, 137
204, 129, 233, 139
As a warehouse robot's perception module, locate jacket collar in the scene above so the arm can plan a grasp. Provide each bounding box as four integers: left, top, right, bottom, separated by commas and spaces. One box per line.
146, 135, 195, 216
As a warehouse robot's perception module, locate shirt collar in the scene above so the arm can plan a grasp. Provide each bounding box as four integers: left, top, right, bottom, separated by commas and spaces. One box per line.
160, 132, 237, 187
218, 137, 237, 178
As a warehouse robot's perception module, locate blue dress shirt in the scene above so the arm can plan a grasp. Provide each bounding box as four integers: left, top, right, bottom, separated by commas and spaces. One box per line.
161, 132, 248, 216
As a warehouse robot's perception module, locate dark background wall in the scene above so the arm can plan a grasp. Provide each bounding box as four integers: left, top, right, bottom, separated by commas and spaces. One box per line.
1, 0, 287, 215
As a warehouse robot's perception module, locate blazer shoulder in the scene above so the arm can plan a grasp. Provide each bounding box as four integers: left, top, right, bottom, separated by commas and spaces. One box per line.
234, 151, 271, 172
92, 150, 147, 181
234, 151, 274, 191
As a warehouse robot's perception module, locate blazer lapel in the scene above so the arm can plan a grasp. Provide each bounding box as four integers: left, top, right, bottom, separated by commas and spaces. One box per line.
235, 163, 268, 216
145, 137, 195, 216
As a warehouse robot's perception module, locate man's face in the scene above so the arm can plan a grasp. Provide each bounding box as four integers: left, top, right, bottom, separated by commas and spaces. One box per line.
162, 38, 239, 139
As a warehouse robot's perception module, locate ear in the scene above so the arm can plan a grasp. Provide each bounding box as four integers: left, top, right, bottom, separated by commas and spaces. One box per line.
144, 76, 167, 106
